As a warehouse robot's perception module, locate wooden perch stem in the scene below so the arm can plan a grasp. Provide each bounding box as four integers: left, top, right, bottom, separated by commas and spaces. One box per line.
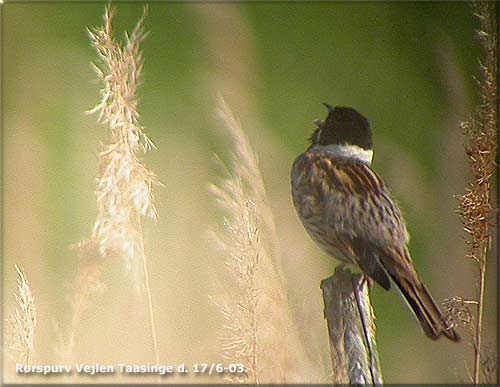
321, 266, 383, 385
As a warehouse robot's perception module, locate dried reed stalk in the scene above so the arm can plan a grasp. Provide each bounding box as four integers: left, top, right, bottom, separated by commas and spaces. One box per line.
210, 97, 290, 383
66, 5, 160, 365
7, 265, 37, 366
456, 1, 498, 384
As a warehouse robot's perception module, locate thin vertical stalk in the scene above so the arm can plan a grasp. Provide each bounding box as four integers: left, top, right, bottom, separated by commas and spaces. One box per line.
457, 2, 497, 383
473, 239, 489, 384
137, 215, 160, 366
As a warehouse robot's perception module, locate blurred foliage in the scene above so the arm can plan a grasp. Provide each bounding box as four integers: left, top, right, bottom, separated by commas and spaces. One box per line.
3, 2, 495, 384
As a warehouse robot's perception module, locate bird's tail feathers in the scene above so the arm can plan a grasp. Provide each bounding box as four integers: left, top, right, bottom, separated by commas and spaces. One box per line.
394, 275, 459, 342
380, 250, 460, 342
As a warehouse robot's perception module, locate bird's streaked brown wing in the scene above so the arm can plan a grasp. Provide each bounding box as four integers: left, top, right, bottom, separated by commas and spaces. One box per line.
292, 151, 459, 341
292, 152, 404, 288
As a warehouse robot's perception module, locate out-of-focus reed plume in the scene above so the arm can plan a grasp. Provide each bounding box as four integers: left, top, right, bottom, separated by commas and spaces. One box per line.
63, 239, 105, 359
455, 2, 498, 384
64, 5, 160, 365
210, 97, 295, 383
7, 265, 37, 366
210, 98, 262, 383
198, 6, 313, 380
87, 5, 158, 287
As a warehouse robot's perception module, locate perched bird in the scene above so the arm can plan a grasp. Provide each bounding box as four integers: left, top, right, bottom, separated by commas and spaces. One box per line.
291, 103, 459, 342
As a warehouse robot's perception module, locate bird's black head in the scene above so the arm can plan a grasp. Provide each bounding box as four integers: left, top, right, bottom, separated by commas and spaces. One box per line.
310, 104, 373, 150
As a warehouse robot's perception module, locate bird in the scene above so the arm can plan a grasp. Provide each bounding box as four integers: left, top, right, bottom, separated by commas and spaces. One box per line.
290, 103, 459, 342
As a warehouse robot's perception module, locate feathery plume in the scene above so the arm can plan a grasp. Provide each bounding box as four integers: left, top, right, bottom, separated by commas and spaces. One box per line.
210, 97, 296, 383
69, 5, 161, 366
7, 265, 37, 366
210, 98, 262, 383
87, 5, 159, 289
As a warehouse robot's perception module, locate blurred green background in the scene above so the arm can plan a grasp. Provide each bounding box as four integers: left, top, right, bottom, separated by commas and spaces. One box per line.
3, 1, 497, 384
